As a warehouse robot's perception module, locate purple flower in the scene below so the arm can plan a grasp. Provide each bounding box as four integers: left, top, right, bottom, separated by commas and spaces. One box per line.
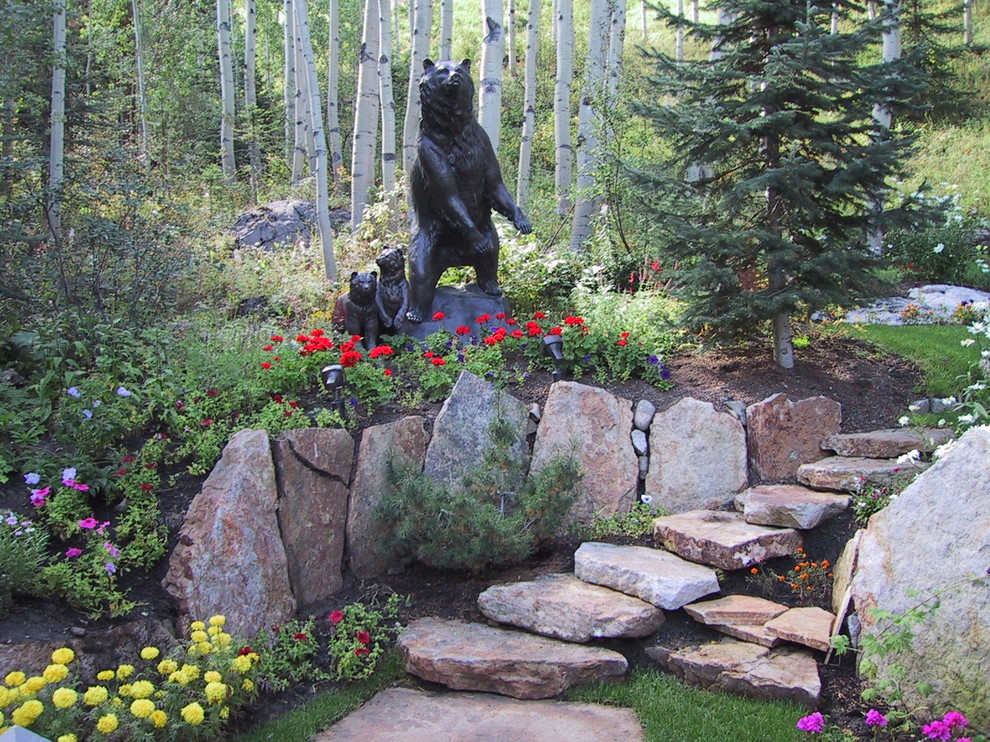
82, 409, 93, 419
24, 472, 41, 485
103, 541, 120, 559
5, 515, 18, 526
78, 517, 98, 530
796, 712, 825, 733
942, 711, 968, 729
865, 710, 887, 727
660, 366, 672, 381
67, 386, 81, 397
61, 467, 77, 483
96, 520, 110, 535
65, 547, 82, 558
648, 355, 659, 365
116, 386, 132, 397
105, 562, 116, 575
30, 487, 50, 507
922, 720, 951, 740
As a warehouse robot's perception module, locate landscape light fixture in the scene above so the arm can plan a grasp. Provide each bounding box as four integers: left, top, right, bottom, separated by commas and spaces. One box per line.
542, 334, 565, 382
320, 364, 347, 420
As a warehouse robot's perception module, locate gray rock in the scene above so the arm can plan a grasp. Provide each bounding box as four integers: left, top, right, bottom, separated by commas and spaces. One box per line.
796, 456, 927, 492
230, 199, 329, 251
529, 382, 638, 526
821, 428, 953, 458
645, 397, 748, 514
633, 399, 656, 431
347, 416, 429, 579
724, 399, 748, 427
573, 542, 720, 610
831, 529, 863, 615
638, 455, 649, 479
163, 429, 295, 636
273, 428, 353, 605
909, 398, 931, 414
746, 394, 842, 481
764, 607, 835, 652
849, 426, 990, 727
313, 688, 645, 742
477, 573, 665, 642
734, 484, 850, 530
424, 371, 529, 491
930, 396, 958, 414
654, 510, 802, 571
631, 428, 648, 457
684, 595, 789, 626
400, 285, 513, 340
397, 618, 628, 699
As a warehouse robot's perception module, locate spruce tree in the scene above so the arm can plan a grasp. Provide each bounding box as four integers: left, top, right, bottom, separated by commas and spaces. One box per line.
637, 0, 924, 367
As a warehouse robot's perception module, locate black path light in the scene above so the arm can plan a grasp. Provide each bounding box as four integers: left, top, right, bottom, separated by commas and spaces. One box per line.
542, 334, 564, 382
320, 364, 347, 420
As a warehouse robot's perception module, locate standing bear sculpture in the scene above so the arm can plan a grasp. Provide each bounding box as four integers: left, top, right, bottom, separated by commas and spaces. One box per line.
406, 58, 532, 324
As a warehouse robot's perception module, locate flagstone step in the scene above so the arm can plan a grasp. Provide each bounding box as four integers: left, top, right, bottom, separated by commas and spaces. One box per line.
734, 484, 850, 530
396, 618, 628, 700
796, 456, 927, 492
477, 573, 664, 643
821, 428, 953, 458
313, 688, 645, 742
653, 510, 802, 571
764, 606, 836, 652
684, 595, 789, 649
573, 542, 720, 610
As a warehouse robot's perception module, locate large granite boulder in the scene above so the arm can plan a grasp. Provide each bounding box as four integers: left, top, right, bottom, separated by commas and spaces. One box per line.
747, 394, 841, 481
273, 428, 354, 605
849, 426, 990, 727
529, 382, 638, 525
347, 416, 429, 578
645, 397, 748, 513
163, 429, 296, 636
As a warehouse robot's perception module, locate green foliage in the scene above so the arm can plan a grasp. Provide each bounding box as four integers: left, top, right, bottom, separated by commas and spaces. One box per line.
0, 510, 50, 616
580, 502, 661, 540
256, 618, 326, 693
326, 593, 403, 681
886, 222, 986, 288
850, 470, 919, 524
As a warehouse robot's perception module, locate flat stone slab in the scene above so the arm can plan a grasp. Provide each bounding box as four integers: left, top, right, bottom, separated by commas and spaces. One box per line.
314, 688, 645, 742
648, 640, 821, 707
734, 485, 850, 530
710, 622, 784, 648
685, 595, 789, 648
764, 607, 835, 652
796, 456, 927, 492
573, 542, 720, 610
477, 573, 665, 643
653, 510, 802, 571
397, 618, 628, 700
821, 428, 953, 458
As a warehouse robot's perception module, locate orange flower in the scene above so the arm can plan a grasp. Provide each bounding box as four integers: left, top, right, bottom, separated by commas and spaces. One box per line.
750, 567, 758, 574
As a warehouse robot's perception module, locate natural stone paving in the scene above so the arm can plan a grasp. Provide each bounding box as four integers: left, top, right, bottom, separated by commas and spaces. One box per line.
313, 688, 645, 742
734, 484, 850, 530
796, 456, 927, 492
653, 510, 802, 570
573, 542, 720, 610
821, 428, 953, 458
648, 640, 821, 707
396, 618, 628, 699
764, 607, 836, 652
477, 573, 665, 643
685, 595, 789, 648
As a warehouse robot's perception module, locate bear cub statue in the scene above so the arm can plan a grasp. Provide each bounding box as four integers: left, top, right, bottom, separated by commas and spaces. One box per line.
375, 246, 409, 334
332, 271, 380, 350
406, 58, 532, 323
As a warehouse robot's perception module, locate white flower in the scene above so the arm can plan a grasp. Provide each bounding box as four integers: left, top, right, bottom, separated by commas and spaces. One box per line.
961, 338, 976, 346
896, 449, 920, 465
933, 440, 956, 460
898, 416, 910, 426
908, 403, 921, 412
937, 418, 947, 427
939, 396, 957, 406
640, 495, 653, 506
958, 413, 976, 424
933, 243, 946, 254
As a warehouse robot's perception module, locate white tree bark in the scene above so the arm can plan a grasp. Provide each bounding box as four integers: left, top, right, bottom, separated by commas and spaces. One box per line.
606, 0, 626, 100
516, 0, 541, 207
692, 0, 698, 23
963, 0, 973, 44
479, 2, 505, 154
283, 0, 295, 165
868, 0, 901, 254
554, 0, 573, 214
378, 0, 397, 194
507, 0, 517, 75
48, 0, 67, 243
351, 0, 381, 230
641, 0, 648, 40
327, 0, 343, 179
292, 20, 311, 183
830, 4, 839, 34
569, 0, 608, 253
439, 0, 453, 59
675, 0, 684, 61
131, 0, 149, 163
402, 0, 432, 173
217, 0, 237, 183
294, 0, 336, 279
244, 0, 262, 180
686, 7, 730, 184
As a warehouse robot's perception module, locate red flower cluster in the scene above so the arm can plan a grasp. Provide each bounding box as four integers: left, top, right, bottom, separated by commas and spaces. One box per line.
484, 326, 509, 345
354, 647, 370, 656
270, 335, 284, 343
432, 357, 446, 366
293, 632, 308, 641
455, 325, 471, 336
617, 332, 630, 346
139, 483, 154, 491
340, 350, 362, 368
533, 312, 547, 319
369, 345, 393, 359
547, 326, 562, 336
356, 630, 371, 645
564, 315, 584, 326
238, 646, 254, 656
297, 328, 335, 356
525, 321, 542, 337
476, 313, 491, 324
433, 312, 445, 320
329, 610, 344, 624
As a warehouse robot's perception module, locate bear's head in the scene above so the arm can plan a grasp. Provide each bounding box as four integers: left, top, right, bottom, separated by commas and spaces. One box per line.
376, 247, 405, 279
419, 59, 475, 132
348, 271, 377, 305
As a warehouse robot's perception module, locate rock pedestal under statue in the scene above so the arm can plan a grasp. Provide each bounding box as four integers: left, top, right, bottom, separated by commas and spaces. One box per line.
400, 285, 513, 340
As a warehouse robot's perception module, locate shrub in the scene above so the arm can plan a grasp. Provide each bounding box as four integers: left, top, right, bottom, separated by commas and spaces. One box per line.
326, 593, 403, 681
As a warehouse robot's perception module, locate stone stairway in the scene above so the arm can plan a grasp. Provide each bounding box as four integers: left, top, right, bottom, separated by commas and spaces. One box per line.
316, 427, 949, 740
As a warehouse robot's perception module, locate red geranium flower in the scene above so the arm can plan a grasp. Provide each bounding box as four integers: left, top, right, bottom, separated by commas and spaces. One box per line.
547, 327, 562, 336
340, 340, 355, 353
506, 318, 517, 325
293, 632, 308, 641
432, 357, 446, 366
270, 335, 284, 342
200, 419, 214, 426
238, 646, 254, 656
432, 312, 445, 320
206, 388, 219, 397
272, 393, 283, 403
384, 368, 393, 377
533, 311, 547, 319
340, 350, 363, 368
288, 400, 299, 408
139, 483, 153, 491
356, 630, 371, 645
424, 351, 434, 358
263, 344, 274, 351
476, 313, 491, 324
564, 316, 584, 326
115, 468, 127, 476
617, 339, 628, 346
329, 610, 344, 624
620, 331, 630, 338
455, 325, 471, 335
484, 336, 497, 346
369, 345, 393, 359
510, 329, 523, 339
311, 328, 325, 337
122, 456, 135, 463
296, 334, 309, 343
260, 362, 272, 369
495, 312, 506, 320
354, 647, 370, 656
526, 321, 543, 337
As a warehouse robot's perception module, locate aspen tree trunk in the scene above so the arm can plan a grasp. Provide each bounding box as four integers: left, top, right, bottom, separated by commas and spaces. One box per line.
516, 0, 541, 207
507, 0, 517, 75
831, 6, 839, 34
568, 0, 608, 253
686, 7, 730, 184
675, 0, 684, 61
294, 0, 336, 280
479, 2, 505, 154
283, 0, 295, 165
439, 0, 453, 59
217, 0, 237, 183
554, 0, 573, 215
606, 0, 626, 100
327, 0, 343, 180
131, 0, 149, 163
245, 0, 262, 182
868, 0, 901, 254
402, 0, 432, 174
351, 0, 381, 230
692, 0, 698, 23
379, 0, 397, 195
1, 99, 14, 199
292, 25, 310, 184
867, 2, 877, 20
641, 0, 648, 40
963, 0, 973, 44
48, 0, 67, 245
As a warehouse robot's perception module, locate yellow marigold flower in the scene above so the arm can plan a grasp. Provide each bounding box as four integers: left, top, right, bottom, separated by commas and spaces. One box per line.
189, 621, 206, 632
83, 686, 109, 706
180, 664, 200, 681
129, 680, 155, 699
57, 735, 78, 742
4, 671, 25, 686
157, 659, 178, 676
181, 701, 205, 725
140, 646, 160, 661
23, 677, 46, 693
216, 633, 232, 648
96, 713, 119, 733
0, 687, 10, 706
117, 684, 132, 698
51, 648, 75, 665
150, 709, 167, 728
167, 671, 185, 685
220, 706, 229, 720
116, 664, 135, 680
230, 655, 252, 674
208, 615, 226, 627
203, 671, 222, 684
204, 681, 227, 704
43, 664, 69, 683
190, 630, 208, 643
96, 670, 115, 682
11, 699, 44, 726
242, 678, 254, 693
197, 641, 213, 655
207, 625, 221, 637
130, 698, 156, 718
111, 696, 123, 708
52, 687, 78, 709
